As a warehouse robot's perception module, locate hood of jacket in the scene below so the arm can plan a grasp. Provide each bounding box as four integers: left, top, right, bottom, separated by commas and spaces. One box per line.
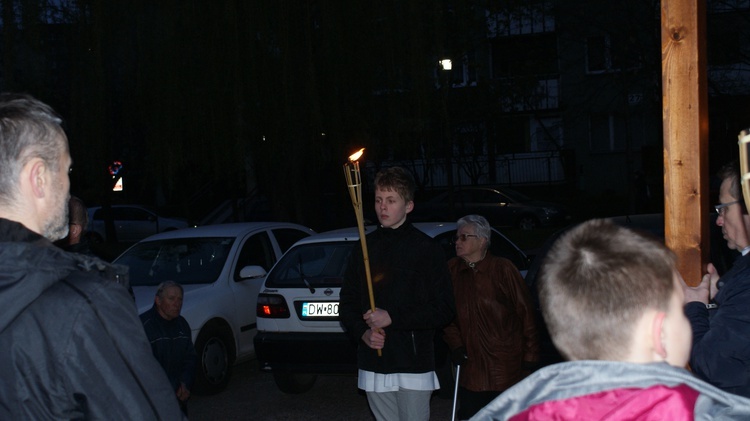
472, 360, 750, 420
0, 218, 97, 333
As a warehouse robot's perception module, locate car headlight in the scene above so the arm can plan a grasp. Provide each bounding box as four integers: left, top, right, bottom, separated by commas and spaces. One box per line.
542, 207, 559, 215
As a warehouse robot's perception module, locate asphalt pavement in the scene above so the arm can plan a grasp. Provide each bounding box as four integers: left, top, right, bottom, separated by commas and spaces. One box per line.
189, 359, 455, 421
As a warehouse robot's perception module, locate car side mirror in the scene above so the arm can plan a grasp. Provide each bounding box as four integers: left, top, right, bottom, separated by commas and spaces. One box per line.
239, 265, 267, 280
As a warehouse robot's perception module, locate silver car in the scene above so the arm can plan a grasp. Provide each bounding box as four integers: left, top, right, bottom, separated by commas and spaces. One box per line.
87, 204, 190, 243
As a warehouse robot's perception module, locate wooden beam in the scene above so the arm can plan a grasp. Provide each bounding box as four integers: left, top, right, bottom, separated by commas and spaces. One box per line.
661, 0, 709, 286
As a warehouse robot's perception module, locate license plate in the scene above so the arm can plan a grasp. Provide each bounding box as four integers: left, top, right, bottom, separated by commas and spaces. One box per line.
302, 302, 339, 317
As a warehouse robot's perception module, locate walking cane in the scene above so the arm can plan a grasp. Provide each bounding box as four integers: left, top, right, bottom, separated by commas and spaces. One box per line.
451, 364, 461, 421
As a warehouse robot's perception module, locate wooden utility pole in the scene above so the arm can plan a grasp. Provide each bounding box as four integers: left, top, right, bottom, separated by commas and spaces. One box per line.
661, 0, 709, 286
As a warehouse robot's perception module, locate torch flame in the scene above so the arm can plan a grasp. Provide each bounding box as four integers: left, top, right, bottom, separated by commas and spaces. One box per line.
348, 148, 365, 162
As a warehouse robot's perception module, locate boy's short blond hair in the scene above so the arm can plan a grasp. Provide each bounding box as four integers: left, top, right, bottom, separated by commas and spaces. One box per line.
373, 166, 416, 203
539, 219, 676, 361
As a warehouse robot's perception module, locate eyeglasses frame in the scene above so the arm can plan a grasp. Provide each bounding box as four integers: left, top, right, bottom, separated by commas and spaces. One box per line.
715, 200, 741, 216
452, 233, 479, 243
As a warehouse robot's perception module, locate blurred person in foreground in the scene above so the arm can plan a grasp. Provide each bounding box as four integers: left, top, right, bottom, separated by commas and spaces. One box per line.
141, 281, 197, 416
340, 166, 456, 421
472, 219, 750, 420
443, 214, 539, 420
0, 93, 184, 419
684, 159, 750, 397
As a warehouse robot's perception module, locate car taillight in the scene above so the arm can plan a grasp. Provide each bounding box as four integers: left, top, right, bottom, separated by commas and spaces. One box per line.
257, 293, 291, 318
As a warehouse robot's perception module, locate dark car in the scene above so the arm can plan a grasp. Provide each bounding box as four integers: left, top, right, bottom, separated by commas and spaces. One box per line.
411, 187, 570, 230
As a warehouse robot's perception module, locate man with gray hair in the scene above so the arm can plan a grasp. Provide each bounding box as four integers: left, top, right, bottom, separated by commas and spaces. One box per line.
141, 281, 197, 415
0, 93, 184, 419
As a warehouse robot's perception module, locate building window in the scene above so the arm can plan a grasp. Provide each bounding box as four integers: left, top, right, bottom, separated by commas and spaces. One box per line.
710, 0, 750, 12
531, 117, 562, 150
451, 53, 478, 87
708, 20, 744, 66
492, 33, 558, 78
586, 34, 640, 74
586, 36, 608, 72
589, 114, 626, 152
487, 1, 555, 37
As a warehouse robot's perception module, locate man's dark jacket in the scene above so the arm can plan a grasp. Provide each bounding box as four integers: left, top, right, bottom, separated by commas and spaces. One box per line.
141, 305, 197, 392
0, 218, 184, 420
339, 222, 456, 374
686, 252, 750, 398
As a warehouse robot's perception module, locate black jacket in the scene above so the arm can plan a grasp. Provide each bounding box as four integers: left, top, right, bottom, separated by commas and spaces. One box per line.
687, 252, 750, 398
0, 218, 184, 420
339, 222, 456, 374
141, 306, 197, 392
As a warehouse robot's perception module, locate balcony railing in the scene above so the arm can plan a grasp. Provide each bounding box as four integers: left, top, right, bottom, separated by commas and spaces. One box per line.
497, 77, 559, 112
366, 149, 573, 189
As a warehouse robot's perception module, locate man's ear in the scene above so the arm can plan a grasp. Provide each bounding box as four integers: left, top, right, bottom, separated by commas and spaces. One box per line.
651, 311, 667, 360
69, 223, 81, 238
27, 158, 48, 199
405, 200, 414, 214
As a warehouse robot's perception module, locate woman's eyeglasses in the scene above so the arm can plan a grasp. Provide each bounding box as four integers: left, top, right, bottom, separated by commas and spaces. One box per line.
453, 234, 478, 243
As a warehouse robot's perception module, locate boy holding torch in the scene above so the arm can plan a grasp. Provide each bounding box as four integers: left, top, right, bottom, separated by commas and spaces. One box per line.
340, 166, 456, 421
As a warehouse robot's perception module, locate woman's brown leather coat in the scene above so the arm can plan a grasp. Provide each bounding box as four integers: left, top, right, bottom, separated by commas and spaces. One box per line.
443, 253, 540, 392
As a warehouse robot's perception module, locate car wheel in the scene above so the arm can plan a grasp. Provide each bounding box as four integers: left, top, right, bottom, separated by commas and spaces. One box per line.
273, 373, 317, 394
193, 322, 235, 395
517, 215, 539, 231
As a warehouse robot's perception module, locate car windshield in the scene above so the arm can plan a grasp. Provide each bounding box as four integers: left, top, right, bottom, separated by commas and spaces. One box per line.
265, 241, 354, 288
117, 237, 235, 286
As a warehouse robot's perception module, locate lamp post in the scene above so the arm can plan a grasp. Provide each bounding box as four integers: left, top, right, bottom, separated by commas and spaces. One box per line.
343, 148, 381, 356
439, 58, 456, 215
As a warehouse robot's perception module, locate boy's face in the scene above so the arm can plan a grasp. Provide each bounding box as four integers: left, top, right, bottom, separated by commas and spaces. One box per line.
374, 186, 413, 229
663, 273, 692, 367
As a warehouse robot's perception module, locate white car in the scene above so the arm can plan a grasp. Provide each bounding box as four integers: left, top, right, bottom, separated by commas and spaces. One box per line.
254, 222, 529, 394
87, 204, 191, 243
114, 222, 315, 394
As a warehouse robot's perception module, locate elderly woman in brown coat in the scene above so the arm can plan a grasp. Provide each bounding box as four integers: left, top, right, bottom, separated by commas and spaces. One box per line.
443, 214, 539, 419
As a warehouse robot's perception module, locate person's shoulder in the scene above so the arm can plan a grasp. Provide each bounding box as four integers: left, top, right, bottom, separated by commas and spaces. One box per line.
716, 257, 750, 297
59, 262, 134, 315
447, 255, 462, 267
63, 266, 121, 294
401, 223, 437, 243
177, 314, 193, 330
485, 253, 517, 270
139, 306, 156, 323
486, 252, 512, 263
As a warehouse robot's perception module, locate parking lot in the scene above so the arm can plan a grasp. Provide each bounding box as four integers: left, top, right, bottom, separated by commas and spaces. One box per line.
190, 359, 454, 420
